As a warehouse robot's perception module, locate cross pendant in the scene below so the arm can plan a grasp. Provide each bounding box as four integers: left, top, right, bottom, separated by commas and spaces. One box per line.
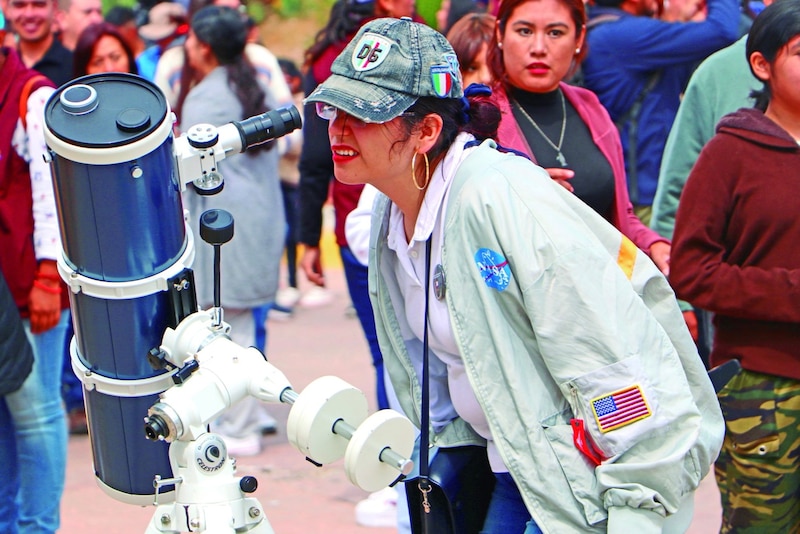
556, 151, 567, 167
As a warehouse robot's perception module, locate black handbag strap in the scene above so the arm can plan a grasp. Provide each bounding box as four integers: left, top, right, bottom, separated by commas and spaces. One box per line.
418, 237, 434, 508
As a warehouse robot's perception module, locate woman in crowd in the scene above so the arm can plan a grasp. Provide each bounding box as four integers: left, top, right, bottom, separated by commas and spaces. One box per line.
670, 2, 800, 532
73, 22, 139, 77
154, 0, 293, 126
180, 5, 285, 456
488, 0, 670, 274
446, 12, 495, 87
309, 17, 722, 534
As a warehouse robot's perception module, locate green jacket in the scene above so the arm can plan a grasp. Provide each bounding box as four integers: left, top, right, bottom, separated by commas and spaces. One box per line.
369, 141, 723, 533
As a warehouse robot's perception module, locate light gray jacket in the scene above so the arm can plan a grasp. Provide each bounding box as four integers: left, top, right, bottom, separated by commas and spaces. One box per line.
369, 140, 723, 533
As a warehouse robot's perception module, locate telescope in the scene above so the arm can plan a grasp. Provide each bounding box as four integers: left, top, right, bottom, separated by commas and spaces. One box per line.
44, 73, 414, 533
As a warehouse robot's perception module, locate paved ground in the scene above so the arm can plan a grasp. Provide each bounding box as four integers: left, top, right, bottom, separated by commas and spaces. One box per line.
59, 261, 723, 533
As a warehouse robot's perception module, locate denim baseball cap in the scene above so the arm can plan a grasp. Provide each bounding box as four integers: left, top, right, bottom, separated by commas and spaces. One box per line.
305, 17, 463, 124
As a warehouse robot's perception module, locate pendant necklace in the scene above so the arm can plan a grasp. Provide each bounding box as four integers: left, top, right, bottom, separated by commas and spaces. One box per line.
513, 90, 568, 167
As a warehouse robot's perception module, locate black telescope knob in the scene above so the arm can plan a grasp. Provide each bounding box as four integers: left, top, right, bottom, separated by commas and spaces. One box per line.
239, 476, 258, 494
199, 209, 234, 246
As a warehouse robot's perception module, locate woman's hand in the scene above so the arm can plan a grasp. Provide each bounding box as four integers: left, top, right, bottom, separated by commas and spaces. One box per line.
545, 168, 575, 192
649, 241, 671, 276
301, 246, 326, 287
28, 260, 61, 334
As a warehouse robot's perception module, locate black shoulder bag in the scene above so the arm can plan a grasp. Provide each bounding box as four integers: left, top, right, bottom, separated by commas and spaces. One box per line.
403, 238, 495, 534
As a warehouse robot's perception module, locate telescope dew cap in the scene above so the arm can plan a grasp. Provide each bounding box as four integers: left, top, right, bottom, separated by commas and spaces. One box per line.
305, 17, 463, 124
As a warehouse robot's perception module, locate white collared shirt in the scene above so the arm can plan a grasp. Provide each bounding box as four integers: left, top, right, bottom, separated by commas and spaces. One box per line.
386, 133, 506, 472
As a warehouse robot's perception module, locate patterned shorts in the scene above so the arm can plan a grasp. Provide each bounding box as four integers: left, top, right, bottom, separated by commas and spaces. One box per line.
715, 368, 800, 533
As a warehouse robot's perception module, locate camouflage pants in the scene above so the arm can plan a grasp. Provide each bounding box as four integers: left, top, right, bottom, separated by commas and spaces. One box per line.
716, 368, 800, 533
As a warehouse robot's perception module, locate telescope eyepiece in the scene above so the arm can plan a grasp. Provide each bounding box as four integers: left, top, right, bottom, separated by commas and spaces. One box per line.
234, 106, 302, 151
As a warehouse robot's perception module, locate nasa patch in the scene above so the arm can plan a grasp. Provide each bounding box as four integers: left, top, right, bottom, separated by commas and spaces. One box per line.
474, 248, 511, 291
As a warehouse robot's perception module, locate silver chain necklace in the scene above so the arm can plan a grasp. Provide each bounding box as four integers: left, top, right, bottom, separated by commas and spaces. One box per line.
513, 90, 568, 167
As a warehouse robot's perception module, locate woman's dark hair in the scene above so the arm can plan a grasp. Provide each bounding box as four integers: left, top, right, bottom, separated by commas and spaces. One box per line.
446, 13, 495, 76
73, 22, 139, 77
746, 0, 800, 111
441, 0, 486, 35
303, 0, 375, 70
488, 0, 586, 89
191, 5, 273, 152
174, 0, 229, 120
399, 93, 502, 164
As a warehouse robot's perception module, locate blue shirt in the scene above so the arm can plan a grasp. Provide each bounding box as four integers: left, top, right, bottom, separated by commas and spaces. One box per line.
581, 0, 739, 205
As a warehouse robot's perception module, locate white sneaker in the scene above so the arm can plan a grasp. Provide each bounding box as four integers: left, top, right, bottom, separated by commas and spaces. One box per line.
299, 286, 333, 308
354, 487, 398, 528
268, 303, 293, 322
275, 287, 302, 308
221, 433, 262, 457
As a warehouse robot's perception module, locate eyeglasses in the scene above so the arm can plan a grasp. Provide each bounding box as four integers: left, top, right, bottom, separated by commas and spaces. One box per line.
315, 103, 347, 121
315, 103, 414, 126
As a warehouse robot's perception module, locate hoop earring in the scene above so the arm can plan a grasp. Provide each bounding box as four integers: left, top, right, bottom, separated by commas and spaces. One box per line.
411, 151, 430, 191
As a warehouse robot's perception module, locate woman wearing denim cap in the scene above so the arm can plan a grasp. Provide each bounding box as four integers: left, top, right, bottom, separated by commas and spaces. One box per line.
309, 16, 723, 534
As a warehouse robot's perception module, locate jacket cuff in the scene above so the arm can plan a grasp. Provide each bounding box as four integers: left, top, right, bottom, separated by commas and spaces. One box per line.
607, 506, 664, 534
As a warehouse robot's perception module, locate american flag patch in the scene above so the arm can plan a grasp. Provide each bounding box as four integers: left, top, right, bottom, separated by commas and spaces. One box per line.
591, 385, 651, 433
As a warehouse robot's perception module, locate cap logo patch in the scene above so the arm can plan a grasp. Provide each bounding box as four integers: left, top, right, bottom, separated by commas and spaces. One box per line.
474, 248, 511, 291
444, 53, 459, 77
352, 33, 395, 71
431, 65, 453, 97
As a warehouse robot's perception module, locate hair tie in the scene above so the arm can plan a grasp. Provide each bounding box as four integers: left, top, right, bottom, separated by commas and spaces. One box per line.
464, 83, 492, 97
460, 83, 493, 123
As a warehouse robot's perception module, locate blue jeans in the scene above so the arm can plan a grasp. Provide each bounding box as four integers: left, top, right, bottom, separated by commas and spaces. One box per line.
481, 472, 542, 534
60, 312, 84, 412
0, 310, 68, 534
253, 303, 271, 353
340, 246, 389, 410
